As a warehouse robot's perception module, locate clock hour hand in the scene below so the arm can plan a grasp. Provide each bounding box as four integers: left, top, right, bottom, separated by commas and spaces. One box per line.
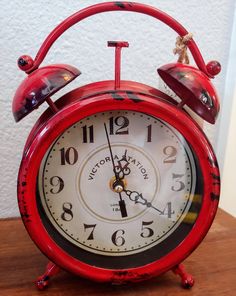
124, 189, 163, 214
104, 123, 128, 218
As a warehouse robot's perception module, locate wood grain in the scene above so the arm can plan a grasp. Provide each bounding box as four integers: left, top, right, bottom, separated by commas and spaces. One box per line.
0, 209, 235, 296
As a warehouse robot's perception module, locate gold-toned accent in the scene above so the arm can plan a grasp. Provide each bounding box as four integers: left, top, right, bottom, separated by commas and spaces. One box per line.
63, 74, 71, 81
183, 212, 198, 224
114, 184, 123, 193
109, 176, 127, 192
184, 194, 202, 203
192, 194, 202, 203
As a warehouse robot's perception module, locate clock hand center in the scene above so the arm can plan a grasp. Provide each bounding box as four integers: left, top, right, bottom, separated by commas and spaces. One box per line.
109, 176, 127, 193
112, 179, 125, 193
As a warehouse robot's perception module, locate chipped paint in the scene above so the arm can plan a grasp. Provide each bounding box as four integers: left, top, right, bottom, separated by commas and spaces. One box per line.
115, 2, 126, 9
210, 192, 220, 201
126, 91, 143, 103
111, 270, 150, 284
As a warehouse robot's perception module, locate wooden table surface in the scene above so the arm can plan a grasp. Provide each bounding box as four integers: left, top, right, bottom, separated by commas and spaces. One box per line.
0, 209, 235, 296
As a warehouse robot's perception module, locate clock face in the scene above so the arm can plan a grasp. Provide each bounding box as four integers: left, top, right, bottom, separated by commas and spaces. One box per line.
37, 110, 203, 268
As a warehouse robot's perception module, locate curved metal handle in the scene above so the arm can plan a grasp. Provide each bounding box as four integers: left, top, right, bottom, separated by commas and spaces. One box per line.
21, 1, 212, 77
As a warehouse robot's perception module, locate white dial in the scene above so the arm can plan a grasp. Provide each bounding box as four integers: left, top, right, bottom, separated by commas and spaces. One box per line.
38, 110, 197, 256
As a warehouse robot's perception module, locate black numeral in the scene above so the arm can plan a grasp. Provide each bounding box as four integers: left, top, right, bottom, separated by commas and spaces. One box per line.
111, 229, 125, 246
61, 202, 73, 221
49, 176, 64, 194
163, 146, 177, 163
84, 224, 97, 240
109, 116, 129, 135
171, 173, 185, 192
160, 202, 175, 218
82, 125, 94, 143
147, 125, 152, 142
60, 147, 78, 165
141, 221, 154, 238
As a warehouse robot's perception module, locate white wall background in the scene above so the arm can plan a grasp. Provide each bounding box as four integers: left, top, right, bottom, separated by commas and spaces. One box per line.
217, 4, 236, 217
0, 0, 235, 218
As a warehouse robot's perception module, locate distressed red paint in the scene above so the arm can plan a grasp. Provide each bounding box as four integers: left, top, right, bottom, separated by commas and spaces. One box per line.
13, 1, 221, 291
17, 91, 220, 284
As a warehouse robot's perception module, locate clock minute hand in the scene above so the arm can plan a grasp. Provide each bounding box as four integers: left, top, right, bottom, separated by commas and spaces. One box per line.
104, 123, 119, 179
104, 123, 128, 218
124, 189, 163, 214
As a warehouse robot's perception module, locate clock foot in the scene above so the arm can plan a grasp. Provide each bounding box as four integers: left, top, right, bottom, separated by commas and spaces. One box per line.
36, 261, 61, 290
172, 264, 194, 289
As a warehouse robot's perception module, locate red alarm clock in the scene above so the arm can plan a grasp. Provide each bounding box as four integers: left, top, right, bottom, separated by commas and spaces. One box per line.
12, 2, 221, 291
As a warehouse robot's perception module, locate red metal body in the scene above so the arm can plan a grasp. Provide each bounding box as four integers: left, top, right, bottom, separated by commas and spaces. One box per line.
158, 63, 220, 123
17, 82, 220, 283
36, 262, 61, 290
13, 1, 220, 124
108, 41, 129, 89
23, 80, 178, 152
13, 1, 221, 289
12, 64, 80, 122
18, 2, 216, 78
